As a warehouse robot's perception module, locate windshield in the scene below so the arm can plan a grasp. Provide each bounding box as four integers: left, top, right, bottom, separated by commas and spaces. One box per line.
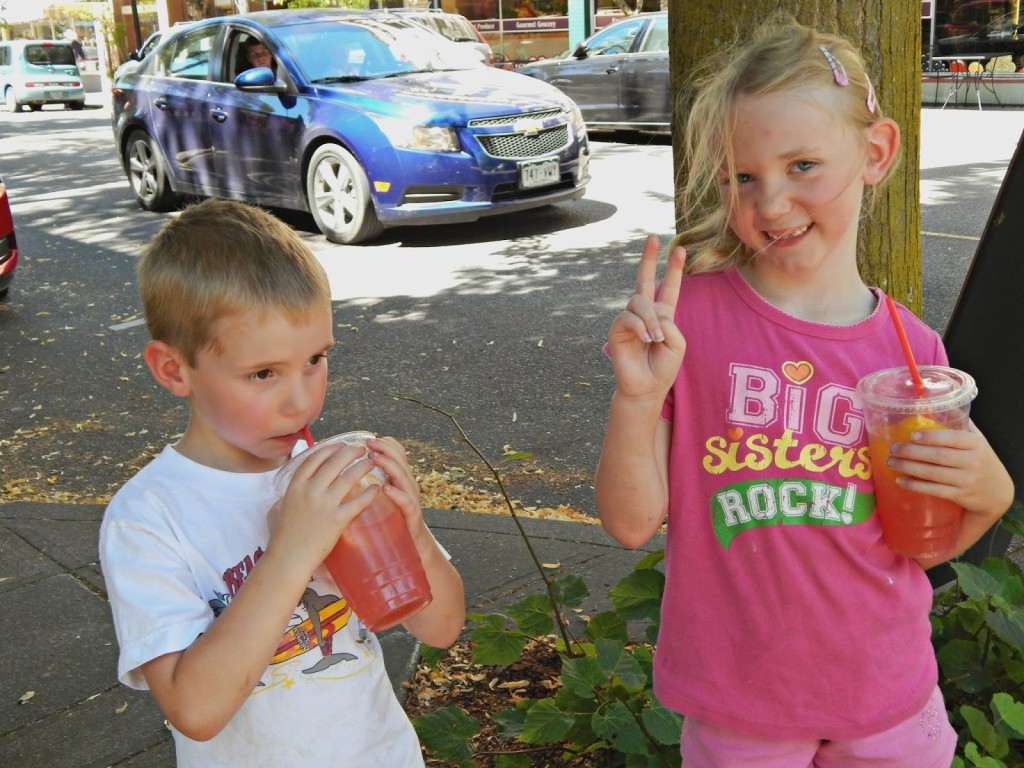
279, 17, 480, 83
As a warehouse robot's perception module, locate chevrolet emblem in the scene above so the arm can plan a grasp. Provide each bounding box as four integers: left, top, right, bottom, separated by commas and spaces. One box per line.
513, 118, 543, 137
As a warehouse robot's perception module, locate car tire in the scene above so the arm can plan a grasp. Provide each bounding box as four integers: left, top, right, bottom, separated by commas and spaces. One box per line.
124, 129, 177, 212
5, 89, 22, 113
306, 143, 383, 245
29, 104, 43, 112
68, 101, 85, 110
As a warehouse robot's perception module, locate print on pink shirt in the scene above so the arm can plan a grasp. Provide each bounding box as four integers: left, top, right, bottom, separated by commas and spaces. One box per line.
704, 361, 874, 548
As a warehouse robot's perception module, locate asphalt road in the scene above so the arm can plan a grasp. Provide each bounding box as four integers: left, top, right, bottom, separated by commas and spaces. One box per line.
1, 97, 1022, 518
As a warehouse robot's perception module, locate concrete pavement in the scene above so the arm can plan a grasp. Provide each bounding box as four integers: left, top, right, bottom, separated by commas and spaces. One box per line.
0, 501, 663, 767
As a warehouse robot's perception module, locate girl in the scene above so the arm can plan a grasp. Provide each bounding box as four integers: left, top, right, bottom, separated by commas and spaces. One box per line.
595, 19, 1013, 768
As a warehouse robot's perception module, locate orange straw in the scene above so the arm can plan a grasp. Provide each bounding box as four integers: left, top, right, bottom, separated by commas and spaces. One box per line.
884, 295, 926, 397
301, 426, 315, 448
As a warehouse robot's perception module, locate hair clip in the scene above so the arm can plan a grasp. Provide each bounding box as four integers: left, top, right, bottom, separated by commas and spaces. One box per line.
866, 79, 876, 114
820, 46, 849, 86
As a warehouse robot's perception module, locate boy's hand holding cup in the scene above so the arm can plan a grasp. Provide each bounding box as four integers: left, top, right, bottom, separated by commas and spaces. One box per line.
274, 431, 433, 631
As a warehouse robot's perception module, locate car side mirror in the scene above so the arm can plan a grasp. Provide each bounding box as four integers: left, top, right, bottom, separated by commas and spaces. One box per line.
572, 42, 588, 60
235, 66, 288, 93
129, 51, 141, 62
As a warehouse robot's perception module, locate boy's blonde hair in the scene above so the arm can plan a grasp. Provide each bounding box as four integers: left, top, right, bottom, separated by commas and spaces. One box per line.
674, 17, 899, 275
138, 199, 331, 366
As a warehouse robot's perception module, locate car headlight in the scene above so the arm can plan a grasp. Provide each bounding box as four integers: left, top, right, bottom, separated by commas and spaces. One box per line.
568, 103, 586, 135
377, 118, 461, 152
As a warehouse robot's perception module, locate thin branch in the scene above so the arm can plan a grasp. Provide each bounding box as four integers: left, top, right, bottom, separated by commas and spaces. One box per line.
387, 392, 580, 656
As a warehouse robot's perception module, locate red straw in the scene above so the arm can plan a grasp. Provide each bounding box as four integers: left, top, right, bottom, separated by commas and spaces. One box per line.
301, 426, 315, 448
884, 295, 926, 397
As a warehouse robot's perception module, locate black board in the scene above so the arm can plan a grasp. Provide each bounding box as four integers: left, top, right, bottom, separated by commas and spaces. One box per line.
928, 127, 1024, 588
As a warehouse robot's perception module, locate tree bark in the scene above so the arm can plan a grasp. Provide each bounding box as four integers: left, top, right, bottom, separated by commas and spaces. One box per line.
670, 0, 922, 313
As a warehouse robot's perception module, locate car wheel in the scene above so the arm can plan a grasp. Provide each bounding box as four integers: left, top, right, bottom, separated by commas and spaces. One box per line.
5, 89, 22, 113
68, 101, 85, 110
305, 144, 383, 245
124, 129, 177, 212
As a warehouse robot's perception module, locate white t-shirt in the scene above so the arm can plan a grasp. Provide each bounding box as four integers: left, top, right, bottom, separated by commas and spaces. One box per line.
99, 445, 425, 767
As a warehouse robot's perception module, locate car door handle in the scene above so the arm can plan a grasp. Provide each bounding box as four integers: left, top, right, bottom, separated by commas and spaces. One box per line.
210, 108, 227, 122
154, 97, 168, 110
604, 65, 621, 74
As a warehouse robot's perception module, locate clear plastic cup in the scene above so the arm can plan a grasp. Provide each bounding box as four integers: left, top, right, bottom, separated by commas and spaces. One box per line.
274, 431, 432, 631
857, 366, 977, 561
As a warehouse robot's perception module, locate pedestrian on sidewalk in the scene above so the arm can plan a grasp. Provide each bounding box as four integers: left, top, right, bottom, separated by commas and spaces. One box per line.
595, 17, 1013, 768
98, 199, 464, 766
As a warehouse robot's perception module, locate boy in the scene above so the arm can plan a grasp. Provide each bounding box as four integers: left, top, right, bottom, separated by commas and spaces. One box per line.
99, 199, 464, 766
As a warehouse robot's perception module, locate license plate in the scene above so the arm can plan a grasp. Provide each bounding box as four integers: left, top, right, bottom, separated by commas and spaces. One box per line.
519, 157, 559, 189
47, 90, 70, 100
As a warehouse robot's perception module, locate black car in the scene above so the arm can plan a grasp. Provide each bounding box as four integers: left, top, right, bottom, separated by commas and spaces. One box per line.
0, 172, 17, 299
937, 12, 1024, 60
517, 12, 669, 133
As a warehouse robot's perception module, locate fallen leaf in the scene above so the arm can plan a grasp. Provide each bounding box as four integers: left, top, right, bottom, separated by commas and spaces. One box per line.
115, 702, 129, 714
18, 691, 35, 705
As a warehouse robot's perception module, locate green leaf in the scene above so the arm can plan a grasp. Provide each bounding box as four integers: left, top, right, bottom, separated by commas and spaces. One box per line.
964, 741, 1007, 768
937, 639, 994, 693
595, 638, 647, 692
592, 699, 648, 754
640, 697, 684, 746
961, 705, 1008, 758
418, 643, 446, 668
507, 593, 555, 637
985, 610, 1024, 657
978, 558, 1024, 604
561, 654, 606, 698
495, 755, 531, 768
633, 549, 665, 570
412, 706, 480, 763
610, 568, 665, 622
991, 692, 1024, 738
519, 698, 576, 744
493, 705, 527, 738
952, 562, 1003, 602
586, 610, 629, 643
554, 574, 589, 608
501, 451, 533, 462
471, 618, 528, 666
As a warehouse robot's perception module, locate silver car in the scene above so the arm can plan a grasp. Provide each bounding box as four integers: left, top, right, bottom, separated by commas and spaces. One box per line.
517, 12, 669, 133
0, 40, 86, 112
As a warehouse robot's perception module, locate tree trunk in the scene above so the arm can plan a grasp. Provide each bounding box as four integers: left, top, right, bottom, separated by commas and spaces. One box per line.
670, 0, 922, 313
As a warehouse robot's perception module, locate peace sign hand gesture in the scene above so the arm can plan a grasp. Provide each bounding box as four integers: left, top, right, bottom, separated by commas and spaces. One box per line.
607, 235, 687, 401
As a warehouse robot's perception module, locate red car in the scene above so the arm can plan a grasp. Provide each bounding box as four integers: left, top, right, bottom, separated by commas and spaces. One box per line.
0, 173, 17, 299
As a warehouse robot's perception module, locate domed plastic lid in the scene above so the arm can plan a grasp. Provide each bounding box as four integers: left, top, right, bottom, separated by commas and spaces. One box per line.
273, 430, 377, 496
856, 366, 977, 413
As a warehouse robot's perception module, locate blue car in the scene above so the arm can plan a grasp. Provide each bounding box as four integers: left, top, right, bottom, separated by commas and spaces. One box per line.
111, 9, 590, 244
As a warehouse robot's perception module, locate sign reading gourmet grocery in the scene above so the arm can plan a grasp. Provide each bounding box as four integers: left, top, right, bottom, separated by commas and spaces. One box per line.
474, 17, 571, 33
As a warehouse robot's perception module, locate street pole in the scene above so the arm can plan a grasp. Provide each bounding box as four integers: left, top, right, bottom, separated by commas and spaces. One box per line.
130, 0, 142, 51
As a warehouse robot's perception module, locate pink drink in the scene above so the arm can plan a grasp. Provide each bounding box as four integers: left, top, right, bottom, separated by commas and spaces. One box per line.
275, 431, 432, 631
857, 367, 976, 561
322, 487, 431, 631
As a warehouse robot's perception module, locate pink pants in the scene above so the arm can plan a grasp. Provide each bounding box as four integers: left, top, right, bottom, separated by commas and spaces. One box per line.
680, 685, 956, 767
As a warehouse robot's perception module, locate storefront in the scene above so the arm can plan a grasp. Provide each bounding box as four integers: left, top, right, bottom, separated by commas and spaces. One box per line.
375, 1, 664, 67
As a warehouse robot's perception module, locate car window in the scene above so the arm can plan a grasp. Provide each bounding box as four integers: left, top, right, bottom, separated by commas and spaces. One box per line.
25, 44, 76, 66
640, 15, 668, 54
155, 26, 217, 80
586, 17, 646, 55
279, 17, 478, 82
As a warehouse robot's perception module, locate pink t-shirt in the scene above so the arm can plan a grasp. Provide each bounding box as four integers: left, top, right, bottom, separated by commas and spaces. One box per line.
654, 269, 946, 740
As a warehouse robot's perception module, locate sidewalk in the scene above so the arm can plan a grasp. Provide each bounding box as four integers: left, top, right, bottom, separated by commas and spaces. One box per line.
0, 501, 662, 767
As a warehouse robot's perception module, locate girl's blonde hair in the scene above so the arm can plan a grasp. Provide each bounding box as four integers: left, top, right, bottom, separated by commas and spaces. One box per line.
674, 17, 898, 275
138, 199, 331, 366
